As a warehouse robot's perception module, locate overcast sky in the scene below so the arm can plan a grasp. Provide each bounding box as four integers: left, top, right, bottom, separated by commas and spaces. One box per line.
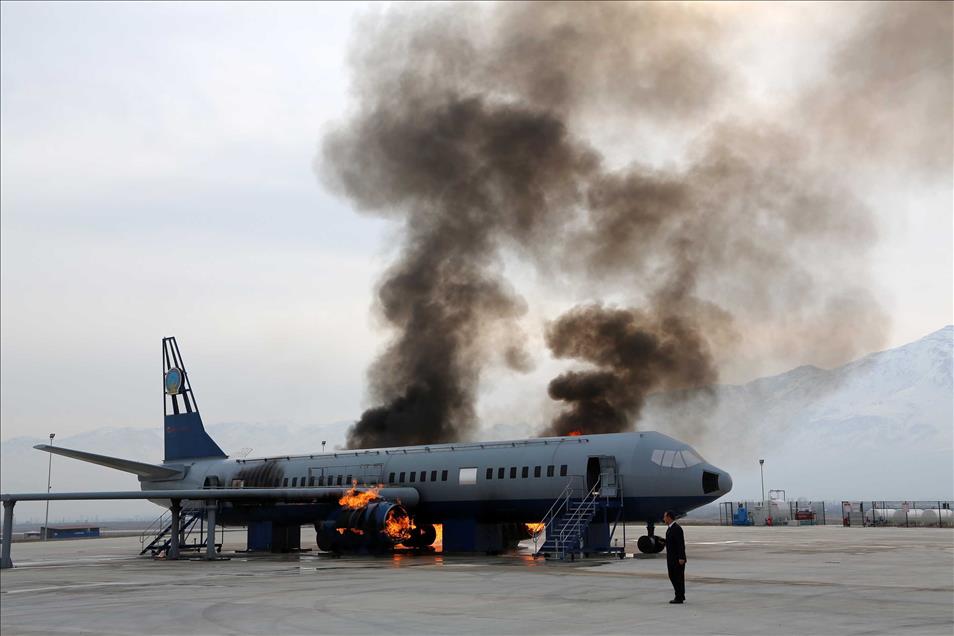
1, 2, 951, 442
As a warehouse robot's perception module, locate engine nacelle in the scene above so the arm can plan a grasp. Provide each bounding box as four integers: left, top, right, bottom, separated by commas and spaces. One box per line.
316, 502, 411, 553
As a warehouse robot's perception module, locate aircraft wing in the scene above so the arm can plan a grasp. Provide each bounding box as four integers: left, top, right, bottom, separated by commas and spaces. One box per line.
33, 444, 185, 481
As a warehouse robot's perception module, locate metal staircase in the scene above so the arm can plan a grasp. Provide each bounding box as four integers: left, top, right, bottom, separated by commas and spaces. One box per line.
533, 472, 625, 560
139, 503, 205, 557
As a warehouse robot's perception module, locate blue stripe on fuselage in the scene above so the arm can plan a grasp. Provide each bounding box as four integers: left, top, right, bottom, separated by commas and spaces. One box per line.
214, 496, 717, 527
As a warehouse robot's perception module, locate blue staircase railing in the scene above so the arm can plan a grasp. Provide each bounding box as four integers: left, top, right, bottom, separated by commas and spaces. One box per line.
534, 471, 625, 560
535, 477, 601, 560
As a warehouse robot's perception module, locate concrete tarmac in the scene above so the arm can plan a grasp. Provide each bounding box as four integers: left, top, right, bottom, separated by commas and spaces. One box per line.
1, 525, 952, 635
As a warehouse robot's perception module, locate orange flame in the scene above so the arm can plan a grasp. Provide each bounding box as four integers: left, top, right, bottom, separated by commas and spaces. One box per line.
338, 483, 382, 509
336, 527, 364, 535
526, 523, 544, 536
384, 509, 412, 542
567, 430, 583, 436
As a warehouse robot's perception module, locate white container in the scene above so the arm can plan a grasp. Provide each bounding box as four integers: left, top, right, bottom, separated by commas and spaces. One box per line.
768, 499, 791, 522
891, 508, 925, 525
865, 508, 895, 524
922, 509, 954, 526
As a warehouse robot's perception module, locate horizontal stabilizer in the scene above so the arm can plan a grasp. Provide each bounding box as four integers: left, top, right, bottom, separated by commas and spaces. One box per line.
33, 445, 184, 481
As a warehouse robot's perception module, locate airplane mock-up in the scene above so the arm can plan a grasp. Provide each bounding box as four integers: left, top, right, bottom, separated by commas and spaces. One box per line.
26, 337, 732, 558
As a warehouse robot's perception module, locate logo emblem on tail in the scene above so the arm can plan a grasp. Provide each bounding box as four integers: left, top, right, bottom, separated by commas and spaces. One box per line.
164, 368, 183, 395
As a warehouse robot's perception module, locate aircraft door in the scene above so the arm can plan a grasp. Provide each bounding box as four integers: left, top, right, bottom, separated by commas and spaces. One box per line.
586, 455, 619, 497
599, 456, 619, 497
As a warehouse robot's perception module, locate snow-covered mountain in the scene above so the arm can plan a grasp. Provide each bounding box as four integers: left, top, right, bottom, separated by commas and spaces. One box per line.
1, 327, 951, 520
640, 325, 953, 501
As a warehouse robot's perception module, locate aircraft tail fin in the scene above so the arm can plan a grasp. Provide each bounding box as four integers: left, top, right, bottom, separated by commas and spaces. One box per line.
162, 337, 226, 461
33, 445, 184, 480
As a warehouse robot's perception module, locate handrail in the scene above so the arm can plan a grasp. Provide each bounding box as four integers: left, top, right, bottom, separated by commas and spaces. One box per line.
533, 467, 626, 559
553, 476, 602, 559
139, 511, 170, 551
139, 502, 203, 553
532, 476, 582, 555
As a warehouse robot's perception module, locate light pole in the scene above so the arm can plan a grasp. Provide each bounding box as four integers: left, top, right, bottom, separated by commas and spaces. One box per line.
759, 458, 765, 506
321, 441, 326, 453
44, 433, 55, 540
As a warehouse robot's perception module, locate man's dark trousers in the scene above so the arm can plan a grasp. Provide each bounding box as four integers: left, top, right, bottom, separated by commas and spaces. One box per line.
665, 522, 686, 601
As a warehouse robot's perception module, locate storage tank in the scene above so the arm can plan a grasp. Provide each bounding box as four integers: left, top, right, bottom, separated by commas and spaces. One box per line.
922, 509, 954, 527
891, 508, 925, 525
768, 498, 791, 523
864, 508, 895, 525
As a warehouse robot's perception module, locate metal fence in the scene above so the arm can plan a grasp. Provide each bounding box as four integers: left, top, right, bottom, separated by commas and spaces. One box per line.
720, 499, 827, 526
841, 501, 954, 527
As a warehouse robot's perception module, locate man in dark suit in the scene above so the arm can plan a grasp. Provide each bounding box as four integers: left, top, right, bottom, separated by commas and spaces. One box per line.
663, 510, 687, 604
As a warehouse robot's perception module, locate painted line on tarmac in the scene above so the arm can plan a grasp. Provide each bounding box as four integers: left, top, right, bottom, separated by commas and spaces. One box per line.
692, 541, 743, 545
3, 580, 156, 595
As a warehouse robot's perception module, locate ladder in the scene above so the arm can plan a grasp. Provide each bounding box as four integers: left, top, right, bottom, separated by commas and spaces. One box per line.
139, 503, 204, 557
534, 477, 601, 560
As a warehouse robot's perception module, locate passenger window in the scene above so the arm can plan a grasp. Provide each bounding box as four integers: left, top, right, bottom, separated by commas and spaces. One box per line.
431, 470, 437, 481
510, 467, 517, 479
301, 476, 306, 486
498, 467, 505, 479
309, 477, 315, 487
283, 477, 289, 487
441, 470, 448, 481
399, 472, 406, 482
318, 476, 325, 486
534, 466, 541, 478
521, 466, 529, 478
274, 478, 280, 487
560, 465, 568, 477
409, 471, 416, 483
337, 475, 343, 486
346, 474, 352, 484
547, 465, 554, 477
486, 467, 493, 480
419, 471, 425, 482
389, 472, 396, 484
458, 467, 478, 485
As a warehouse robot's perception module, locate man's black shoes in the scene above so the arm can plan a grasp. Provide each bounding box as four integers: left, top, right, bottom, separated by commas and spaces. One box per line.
669, 599, 684, 604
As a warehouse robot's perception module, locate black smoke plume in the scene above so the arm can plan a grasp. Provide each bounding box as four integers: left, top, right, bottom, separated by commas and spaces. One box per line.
543, 305, 716, 437
319, 3, 943, 446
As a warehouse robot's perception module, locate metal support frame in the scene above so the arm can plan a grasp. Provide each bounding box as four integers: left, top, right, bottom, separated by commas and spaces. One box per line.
168, 500, 181, 560
205, 501, 217, 560
2, 500, 14, 569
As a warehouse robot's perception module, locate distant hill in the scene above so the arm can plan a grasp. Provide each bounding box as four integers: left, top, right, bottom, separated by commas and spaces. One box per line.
640, 325, 953, 501
2, 327, 951, 521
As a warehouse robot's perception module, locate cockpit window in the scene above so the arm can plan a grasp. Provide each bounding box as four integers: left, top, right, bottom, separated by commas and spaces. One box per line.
652, 449, 704, 469
682, 451, 702, 467
661, 450, 677, 467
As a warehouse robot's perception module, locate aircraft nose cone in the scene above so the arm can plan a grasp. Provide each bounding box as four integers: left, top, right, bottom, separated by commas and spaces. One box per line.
721, 470, 733, 495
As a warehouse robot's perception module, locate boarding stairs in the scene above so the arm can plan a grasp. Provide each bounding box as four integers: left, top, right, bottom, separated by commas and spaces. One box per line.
139, 503, 207, 557
534, 474, 624, 560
